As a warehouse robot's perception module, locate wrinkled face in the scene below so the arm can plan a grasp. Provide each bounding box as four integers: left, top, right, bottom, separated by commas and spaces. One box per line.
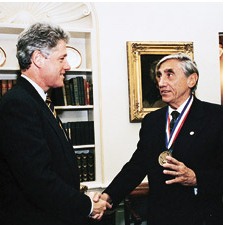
155, 59, 197, 109
40, 40, 70, 90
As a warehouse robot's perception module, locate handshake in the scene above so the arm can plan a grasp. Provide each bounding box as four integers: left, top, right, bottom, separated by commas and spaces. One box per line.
86, 192, 112, 220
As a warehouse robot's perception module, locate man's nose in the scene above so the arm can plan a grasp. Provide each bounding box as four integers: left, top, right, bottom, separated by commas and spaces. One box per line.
157, 76, 166, 87
64, 59, 71, 70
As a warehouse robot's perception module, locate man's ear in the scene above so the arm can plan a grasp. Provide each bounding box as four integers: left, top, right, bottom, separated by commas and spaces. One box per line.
187, 73, 198, 88
31, 50, 45, 68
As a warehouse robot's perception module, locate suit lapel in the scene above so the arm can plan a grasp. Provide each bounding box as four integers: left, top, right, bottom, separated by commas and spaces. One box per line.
18, 77, 68, 143
17, 77, 79, 179
42, 100, 79, 178
172, 98, 205, 157
154, 107, 168, 155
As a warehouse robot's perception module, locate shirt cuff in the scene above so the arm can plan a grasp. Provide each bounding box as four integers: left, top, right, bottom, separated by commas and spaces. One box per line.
88, 196, 94, 216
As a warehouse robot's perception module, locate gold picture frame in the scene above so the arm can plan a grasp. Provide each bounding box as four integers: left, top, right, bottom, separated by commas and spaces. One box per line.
127, 41, 194, 122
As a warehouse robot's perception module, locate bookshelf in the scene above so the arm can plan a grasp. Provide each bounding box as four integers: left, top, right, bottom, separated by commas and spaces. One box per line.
0, 2, 102, 189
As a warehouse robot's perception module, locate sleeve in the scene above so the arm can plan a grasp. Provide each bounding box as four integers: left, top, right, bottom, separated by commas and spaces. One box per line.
103, 115, 152, 206
0, 96, 92, 222
194, 106, 223, 197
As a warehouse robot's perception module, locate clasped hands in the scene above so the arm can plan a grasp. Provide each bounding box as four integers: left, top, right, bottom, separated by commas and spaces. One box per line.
86, 156, 197, 220
86, 192, 112, 220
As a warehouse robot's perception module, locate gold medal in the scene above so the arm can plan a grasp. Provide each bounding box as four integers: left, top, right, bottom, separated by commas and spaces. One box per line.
158, 150, 172, 166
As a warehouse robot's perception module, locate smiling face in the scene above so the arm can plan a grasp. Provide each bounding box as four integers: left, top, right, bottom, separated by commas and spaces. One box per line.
25, 40, 71, 92
39, 40, 70, 90
155, 59, 197, 109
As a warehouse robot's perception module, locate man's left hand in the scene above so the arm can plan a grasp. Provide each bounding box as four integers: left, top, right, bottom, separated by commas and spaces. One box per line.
162, 155, 197, 186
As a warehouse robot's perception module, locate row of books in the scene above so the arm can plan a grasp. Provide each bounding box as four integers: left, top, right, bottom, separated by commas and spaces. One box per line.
63, 121, 95, 146
75, 150, 95, 182
0, 79, 16, 98
51, 76, 93, 106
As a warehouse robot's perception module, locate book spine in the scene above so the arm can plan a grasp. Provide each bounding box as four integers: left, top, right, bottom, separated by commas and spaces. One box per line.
81, 152, 88, 182
64, 80, 72, 105
87, 150, 95, 181
77, 76, 85, 105
88, 80, 93, 105
86, 81, 90, 105
69, 79, 76, 105
72, 78, 79, 106
75, 153, 83, 182
7, 80, 13, 91
89, 121, 95, 144
1, 80, 8, 96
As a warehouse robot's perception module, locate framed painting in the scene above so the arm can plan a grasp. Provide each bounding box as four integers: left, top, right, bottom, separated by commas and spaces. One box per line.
127, 41, 194, 122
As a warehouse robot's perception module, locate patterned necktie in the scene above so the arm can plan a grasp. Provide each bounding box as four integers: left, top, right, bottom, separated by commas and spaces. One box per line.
46, 96, 57, 118
46, 95, 69, 140
170, 111, 180, 132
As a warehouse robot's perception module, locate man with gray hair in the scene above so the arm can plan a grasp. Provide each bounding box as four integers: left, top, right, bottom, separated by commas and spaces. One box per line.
0, 22, 111, 225
101, 53, 222, 225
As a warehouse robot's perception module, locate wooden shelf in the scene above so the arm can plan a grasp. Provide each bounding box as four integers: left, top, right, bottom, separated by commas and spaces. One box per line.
73, 144, 95, 150
55, 105, 93, 110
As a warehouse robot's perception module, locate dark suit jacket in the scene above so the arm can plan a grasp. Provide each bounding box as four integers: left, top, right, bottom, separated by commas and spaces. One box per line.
104, 97, 223, 225
0, 77, 91, 225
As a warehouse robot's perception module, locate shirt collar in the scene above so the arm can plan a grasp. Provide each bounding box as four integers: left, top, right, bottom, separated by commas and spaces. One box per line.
21, 74, 47, 101
168, 96, 191, 115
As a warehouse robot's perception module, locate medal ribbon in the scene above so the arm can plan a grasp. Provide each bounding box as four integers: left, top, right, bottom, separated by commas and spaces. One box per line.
165, 95, 193, 150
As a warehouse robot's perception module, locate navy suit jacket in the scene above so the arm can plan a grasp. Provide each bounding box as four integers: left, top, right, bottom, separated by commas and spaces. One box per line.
0, 77, 91, 225
104, 97, 223, 225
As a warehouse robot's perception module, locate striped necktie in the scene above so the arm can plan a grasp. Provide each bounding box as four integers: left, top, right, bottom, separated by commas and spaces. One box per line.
45, 95, 69, 140
46, 96, 57, 118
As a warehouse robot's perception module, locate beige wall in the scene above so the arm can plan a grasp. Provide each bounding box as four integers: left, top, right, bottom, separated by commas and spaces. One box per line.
93, 2, 223, 185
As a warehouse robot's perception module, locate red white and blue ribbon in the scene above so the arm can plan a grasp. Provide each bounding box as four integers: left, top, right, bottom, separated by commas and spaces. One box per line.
165, 95, 193, 150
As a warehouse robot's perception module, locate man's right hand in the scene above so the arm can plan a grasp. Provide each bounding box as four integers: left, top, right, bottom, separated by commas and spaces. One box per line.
88, 192, 112, 220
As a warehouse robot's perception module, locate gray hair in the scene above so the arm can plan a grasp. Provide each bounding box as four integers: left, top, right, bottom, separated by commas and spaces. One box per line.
16, 22, 70, 71
155, 53, 199, 91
